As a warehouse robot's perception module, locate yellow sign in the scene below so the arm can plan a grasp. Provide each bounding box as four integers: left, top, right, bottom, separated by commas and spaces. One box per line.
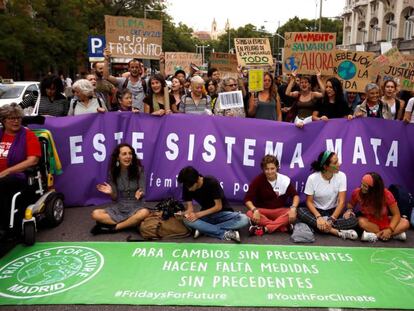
248, 69, 264, 92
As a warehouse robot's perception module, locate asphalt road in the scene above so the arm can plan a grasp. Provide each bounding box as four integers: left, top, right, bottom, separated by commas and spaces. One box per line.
1, 203, 412, 311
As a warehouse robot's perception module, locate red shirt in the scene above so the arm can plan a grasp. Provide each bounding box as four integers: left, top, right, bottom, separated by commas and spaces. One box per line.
0, 130, 41, 172
350, 188, 396, 219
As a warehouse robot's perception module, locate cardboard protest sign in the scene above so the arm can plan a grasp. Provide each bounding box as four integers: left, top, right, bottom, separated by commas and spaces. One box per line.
333, 50, 376, 92
283, 32, 336, 75
382, 65, 414, 91
105, 15, 162, 59
234, 38, 273, 67
402, 54, 414, 69
164, 53, 202, 75
248, 68, 264, 92
209, 53, 239, 78
383, 47, 404, 65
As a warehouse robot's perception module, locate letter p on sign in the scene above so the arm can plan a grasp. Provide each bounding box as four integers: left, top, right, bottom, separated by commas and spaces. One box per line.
88, 35, 106, 58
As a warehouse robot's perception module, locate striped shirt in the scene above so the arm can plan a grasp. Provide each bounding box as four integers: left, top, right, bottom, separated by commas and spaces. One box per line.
179, 93, 211, 115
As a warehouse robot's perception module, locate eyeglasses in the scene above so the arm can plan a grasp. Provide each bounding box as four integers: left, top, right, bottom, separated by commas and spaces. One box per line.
6, 116, 22, 121
226, 84, 237, 87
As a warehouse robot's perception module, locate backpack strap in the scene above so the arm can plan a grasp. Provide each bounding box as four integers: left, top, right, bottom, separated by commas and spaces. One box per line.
122, 77, 129, 90
96, 96, 103, 108
141, 78, 147, 95
72, 99, 79, 113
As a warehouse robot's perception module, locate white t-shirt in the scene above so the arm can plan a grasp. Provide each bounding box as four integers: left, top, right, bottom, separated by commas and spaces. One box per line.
405, 98, 414, 124
268, 173, 291, 196
304, 171, 347, 210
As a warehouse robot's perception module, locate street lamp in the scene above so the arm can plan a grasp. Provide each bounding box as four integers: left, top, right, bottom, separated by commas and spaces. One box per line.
195, 44, 209, 65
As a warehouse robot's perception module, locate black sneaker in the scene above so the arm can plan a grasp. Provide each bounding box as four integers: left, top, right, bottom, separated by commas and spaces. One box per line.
90, 223, 116, 235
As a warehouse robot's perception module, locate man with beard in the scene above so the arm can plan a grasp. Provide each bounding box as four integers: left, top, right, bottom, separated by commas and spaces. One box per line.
92, 62, 117, 111
103, 48, 147, 111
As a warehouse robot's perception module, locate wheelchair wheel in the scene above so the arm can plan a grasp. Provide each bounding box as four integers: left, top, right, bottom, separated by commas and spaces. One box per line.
44, 194, 64, 227
23, 222, 36, 246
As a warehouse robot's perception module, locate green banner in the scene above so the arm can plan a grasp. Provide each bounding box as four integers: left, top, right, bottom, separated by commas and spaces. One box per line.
0, 242, 413, 309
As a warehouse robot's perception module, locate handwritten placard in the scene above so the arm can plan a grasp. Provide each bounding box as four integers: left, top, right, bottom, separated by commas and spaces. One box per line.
382, 65, 414, 91
164, 53, 202, 75
248, 69, 264, 92
333, 50, 376, 92
283, 32, 336, 75
105, 15, 162, 59
209, 53, 239, 78
234, 38, 273, 67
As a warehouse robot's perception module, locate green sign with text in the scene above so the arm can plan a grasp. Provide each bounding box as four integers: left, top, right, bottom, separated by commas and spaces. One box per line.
0, 242, 413, 309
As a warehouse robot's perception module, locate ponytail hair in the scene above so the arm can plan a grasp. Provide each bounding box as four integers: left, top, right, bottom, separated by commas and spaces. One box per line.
311, 151, 334, 172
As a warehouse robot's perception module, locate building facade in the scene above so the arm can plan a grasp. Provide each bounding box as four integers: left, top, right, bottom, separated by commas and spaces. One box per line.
341, 0, 414, 54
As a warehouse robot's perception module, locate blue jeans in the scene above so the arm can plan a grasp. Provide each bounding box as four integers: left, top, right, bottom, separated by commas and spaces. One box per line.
183, 211, 249, 239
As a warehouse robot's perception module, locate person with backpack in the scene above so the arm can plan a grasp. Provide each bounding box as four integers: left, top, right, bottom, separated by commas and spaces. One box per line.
348, 172, 410, 242
354, 83, 392, 119
67, 79, 107, 115
103, 48, 147, 112
177, 166, 249, 242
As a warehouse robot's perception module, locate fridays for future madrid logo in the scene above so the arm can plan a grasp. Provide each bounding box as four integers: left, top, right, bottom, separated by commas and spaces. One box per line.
0, 246, 104, 299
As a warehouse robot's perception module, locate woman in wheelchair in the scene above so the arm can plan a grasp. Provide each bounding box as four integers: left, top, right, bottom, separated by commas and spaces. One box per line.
90, 143, 150, 235
0, 103, 41, 237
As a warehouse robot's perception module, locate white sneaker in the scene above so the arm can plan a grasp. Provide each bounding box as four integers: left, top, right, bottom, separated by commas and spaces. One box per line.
223, 230, 240, 243
338, 229, 358, 240
393, 232, 407, 241
193, 229, 201, 239
361, 231, 378, 242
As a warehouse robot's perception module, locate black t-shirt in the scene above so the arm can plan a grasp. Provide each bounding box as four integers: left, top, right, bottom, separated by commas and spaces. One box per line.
316, 99, 351, 119
182, 176, 233, 212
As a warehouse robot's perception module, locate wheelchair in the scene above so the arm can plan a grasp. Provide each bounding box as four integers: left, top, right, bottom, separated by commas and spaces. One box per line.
6, 117, 65, 246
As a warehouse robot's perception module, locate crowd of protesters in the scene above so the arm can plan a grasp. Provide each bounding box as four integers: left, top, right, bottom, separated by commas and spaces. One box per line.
1, 49, 413, 243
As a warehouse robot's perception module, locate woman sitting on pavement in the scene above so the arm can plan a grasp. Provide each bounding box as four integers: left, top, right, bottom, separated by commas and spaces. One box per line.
314, 77, 352, 120
248, 72, 282, 121
143, 74, 176, 115
114, 89, 139, 113
297, 151, 359, 240
347, 172, 410, 242
381, 79, 405, 121
67, 79, 107, 115
214, 77, 246, 117
90, 143, 150, 235
354, 83, 392, 119
285, 71, 324, 127
244, 155, 299, 236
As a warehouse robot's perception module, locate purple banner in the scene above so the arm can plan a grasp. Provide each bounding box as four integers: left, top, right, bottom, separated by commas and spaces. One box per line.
33, 113, 414, 206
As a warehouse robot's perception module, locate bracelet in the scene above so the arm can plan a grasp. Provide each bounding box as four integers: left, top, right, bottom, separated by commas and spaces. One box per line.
252, 208, 258, 213
290, 206, 297, 210
387, 226, 394, 233
316, 215, 322, 219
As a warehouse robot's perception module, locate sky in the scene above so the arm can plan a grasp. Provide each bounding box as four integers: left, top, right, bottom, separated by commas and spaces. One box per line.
165, 0, 344, 32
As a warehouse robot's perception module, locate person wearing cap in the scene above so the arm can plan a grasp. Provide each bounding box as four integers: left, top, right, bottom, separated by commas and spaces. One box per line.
347, 172, 410, 242
179, 76, 211, 115
354, 83, 392, 119
297, 151, 359, 240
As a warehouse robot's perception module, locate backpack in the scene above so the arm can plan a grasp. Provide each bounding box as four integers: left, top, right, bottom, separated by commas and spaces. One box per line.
139, 211, 190, 240
122, 77, 147, 95
388, 184, 414, 221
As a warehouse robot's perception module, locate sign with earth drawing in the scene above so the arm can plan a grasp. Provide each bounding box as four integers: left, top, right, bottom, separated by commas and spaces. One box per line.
333, 50, 377, 93
283, 32, 336, 75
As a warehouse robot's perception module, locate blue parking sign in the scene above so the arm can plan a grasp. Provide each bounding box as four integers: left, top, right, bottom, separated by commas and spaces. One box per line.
88, 36, 106, 57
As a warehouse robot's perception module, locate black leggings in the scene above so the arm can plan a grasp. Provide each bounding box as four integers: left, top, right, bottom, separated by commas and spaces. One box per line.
0, 175, 27, 230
